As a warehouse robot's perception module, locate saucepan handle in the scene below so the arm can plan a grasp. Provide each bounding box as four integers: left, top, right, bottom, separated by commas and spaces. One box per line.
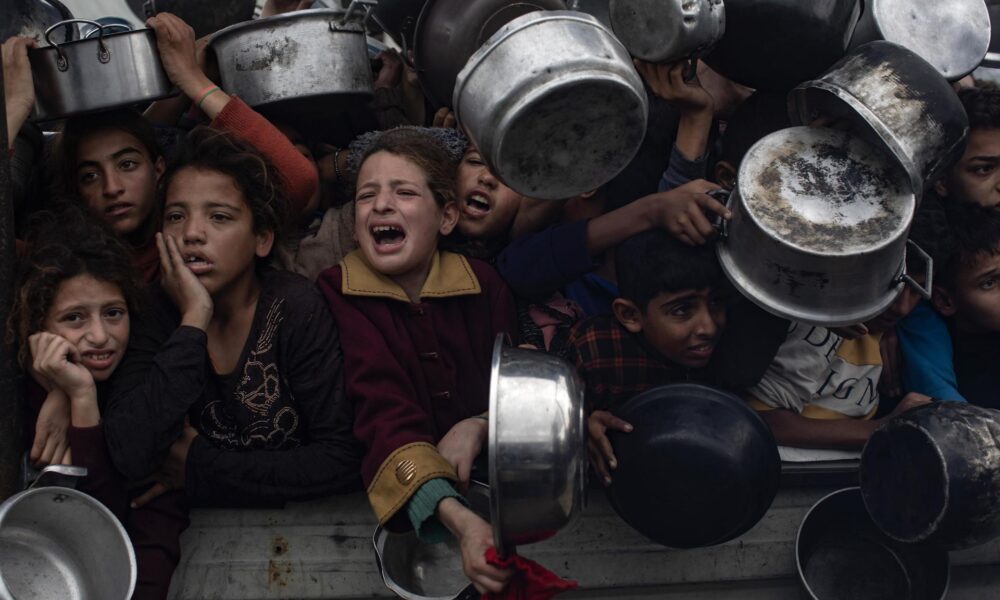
707, 188, 732, 239
898, 239, 933, 300
29, 464, 88, 490
332, 0, 379, 31
44, 19, 111, 70
85, 23, 133, 38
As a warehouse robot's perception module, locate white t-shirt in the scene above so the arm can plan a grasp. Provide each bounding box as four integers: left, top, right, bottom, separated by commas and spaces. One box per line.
749, 322, 882, 419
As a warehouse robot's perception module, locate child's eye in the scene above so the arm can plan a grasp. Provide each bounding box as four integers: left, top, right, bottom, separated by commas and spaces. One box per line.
105, 307, 127, 319
397, 189, 418, 197
119, 159, 139, 171
210, 213, 232, 222
971, 164, 995, 176
669, 304, 692, 317
356, 192, 375, 202
980, 278, 997, 291
61, 312, 85, 324
78, 171, 99, 185
164, 212, 183, 223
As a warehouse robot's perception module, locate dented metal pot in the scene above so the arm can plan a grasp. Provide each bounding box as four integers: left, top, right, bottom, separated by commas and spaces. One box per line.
716, 126, 928, 328
209, 4, 375, 118
609, 0, 725, 64
454, 10, 648, 199
788, 41, 970, 197
847, 0, 990, 81
861, 402, 1000, 550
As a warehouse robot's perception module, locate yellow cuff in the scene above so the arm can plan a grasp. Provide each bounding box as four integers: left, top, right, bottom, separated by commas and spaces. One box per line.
367, 442, 457, 524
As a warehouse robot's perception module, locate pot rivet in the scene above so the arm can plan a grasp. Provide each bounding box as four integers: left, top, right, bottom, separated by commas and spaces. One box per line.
53, 494, 67, 503
395, 460, 417, 485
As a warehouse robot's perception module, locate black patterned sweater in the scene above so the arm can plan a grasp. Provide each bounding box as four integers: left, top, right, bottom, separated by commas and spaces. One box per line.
104, 269, 363, 507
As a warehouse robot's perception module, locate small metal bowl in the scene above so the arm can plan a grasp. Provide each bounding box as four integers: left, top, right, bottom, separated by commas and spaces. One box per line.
488, 334, 587, 555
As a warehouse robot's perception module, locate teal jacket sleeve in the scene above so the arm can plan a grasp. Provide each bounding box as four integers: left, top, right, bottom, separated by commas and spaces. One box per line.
406, 478, 468, 544
897, 301, 966, 402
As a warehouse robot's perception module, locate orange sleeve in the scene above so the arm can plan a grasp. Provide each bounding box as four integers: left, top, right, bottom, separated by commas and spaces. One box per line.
210, 97, 318, 220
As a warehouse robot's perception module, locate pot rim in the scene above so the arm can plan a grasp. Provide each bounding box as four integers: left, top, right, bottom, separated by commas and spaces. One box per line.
795, 486, 951, 600
208, 7, 356, 46
607, 0, 725, 63
487, 334, 506, 555
0, 486, 137, 599
29, 26, 155, 54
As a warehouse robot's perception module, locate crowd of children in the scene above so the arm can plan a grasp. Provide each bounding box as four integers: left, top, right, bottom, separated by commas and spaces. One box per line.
2, 3, 998, 597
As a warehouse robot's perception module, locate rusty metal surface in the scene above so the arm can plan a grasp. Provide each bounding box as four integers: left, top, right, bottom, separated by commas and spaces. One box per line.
0, 46, 25, 503
167, 484, 1000, 599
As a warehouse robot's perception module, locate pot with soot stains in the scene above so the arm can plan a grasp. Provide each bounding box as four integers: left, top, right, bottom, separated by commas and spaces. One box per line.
716, 126, 929, 328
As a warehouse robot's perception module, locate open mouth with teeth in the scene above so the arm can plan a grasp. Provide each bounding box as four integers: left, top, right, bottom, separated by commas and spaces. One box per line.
370, 224, 406, 248
464, 193, 491, 215
80, 350, 116, 371
182, 254, 214, 274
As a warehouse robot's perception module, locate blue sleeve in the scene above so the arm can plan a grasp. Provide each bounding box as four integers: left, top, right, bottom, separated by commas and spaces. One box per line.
897, 301, 966, 402
496, 219, 598, 299
406, 478, 467, 544
658, 145, 708, 192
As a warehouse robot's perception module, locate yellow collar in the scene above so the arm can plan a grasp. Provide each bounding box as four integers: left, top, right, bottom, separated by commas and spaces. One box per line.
340, 249, 481, 302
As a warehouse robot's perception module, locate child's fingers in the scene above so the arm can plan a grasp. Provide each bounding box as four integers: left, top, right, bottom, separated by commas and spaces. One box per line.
596, 432, 619, 471
696, 192, 732, 220
688, 206, 717, 239
155, 233, 173, 277
29, 430, 46, 464
131, 482, 168, 509
588, 442, 612, 485
61, 447, 73, 466
598, 414, 633, 433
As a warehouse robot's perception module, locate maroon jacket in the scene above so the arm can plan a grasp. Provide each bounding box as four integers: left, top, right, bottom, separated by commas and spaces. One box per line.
318, 250, 515, 524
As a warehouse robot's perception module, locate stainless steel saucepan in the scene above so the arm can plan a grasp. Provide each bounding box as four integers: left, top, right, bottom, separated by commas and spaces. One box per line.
609, 0, 725, 65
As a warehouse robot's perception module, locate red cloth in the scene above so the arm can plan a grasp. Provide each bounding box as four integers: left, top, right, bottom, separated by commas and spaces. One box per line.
482, 548, 578, 600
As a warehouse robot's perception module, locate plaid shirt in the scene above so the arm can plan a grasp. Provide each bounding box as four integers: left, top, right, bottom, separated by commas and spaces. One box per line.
566, 316, 700, 412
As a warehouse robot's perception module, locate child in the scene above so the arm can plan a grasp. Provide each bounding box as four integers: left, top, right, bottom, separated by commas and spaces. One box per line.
570, 230, 731, 485
932, 203, 1000, 408
9, 210, 183, 600
103, 127, 361, 509
933, 86, 1000, 209
316, 128, 517, 595
1, 16, 317, 281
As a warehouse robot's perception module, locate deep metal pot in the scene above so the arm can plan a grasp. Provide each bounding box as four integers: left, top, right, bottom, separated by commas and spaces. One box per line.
703, 0, 861, 90
609, 0, 725, 64
789, 41, 970, 197
861, 402, 1000, 550
847, 0, 990, 81
716, 126, 929, 328
209, 4, 375, 120
28, 19, 175, 121
372, 482, 489, 600
413, 0, 566, 109
454, 10, 648, 200
797, 488, 949, 600
488, 335, 586, 555
607, 384, 781, 549
0, 465, 136, 600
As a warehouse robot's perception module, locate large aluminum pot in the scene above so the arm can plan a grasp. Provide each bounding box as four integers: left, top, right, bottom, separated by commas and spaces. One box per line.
454, 10, 648, 200
861, 402, 1000, 550
209, 4, 376, 119
413, 0, 567, 109
717, 126, 928, 328
372, 482, 489, 600
797, 488, 949, 600
28, 19, 175, 121
0, 466, 136, 600
788, 41, 970, 198
488, 335, 586, 555
609, 0, 725, 64
847, 0, 990, 81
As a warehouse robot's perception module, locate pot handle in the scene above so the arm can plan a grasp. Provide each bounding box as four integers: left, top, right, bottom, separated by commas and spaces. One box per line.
707, 189, 732, 239
44, 19, 112, 71
331, 0, 378, 32
898, 239, 933, 300
84, 23, 134, 39
30, 465, 88, 490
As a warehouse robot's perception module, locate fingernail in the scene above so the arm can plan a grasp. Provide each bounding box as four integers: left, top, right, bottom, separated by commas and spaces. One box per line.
609, 460, 617, 469
130, 502, 137, 509
603, 477, 612, 486
624, 424, 633, 432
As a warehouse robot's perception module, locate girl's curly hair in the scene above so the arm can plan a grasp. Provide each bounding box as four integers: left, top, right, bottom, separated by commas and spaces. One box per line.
157, 126, 288, 247
7, 208, 142, 370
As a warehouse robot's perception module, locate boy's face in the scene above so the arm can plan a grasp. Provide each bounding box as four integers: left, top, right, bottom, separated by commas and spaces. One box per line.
936, 251, 1000, 333
454, 146, 525, 239
864, 274, 926, 334
935, 128, 1000, 209
614, 288, 727, 368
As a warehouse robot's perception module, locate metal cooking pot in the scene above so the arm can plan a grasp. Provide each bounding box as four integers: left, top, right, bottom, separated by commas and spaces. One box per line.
607, 384, 781, 548
488, 335, 586, 556
797, 488, 949, 600
454, 10, 648, 200
788, 41, 970, 198
209, 4, 376, 122
565, 0, 611, 28
847, 0, 990, 81
370, 0, 426, 50
716, 126, 929, 328
0, 465, 136, 600
28, 19, 175, 121
984, 2, 1000, 69
860, 402, 1000, 550
1, 0, 75, 46
703, 0, 861, 90
133, 0, 257, 39
413, 0, 566, 109
609, 0, 725, 64
372, 481, 489, 600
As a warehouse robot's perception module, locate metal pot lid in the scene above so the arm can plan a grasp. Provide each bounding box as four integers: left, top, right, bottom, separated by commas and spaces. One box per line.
856, 0, 990, 81
609, 0, 725, 63
738, 126, 913, 257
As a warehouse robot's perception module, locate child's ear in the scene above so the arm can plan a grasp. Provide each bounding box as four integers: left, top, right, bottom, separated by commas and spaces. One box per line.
439, 200, 460, 236
612, 298, 644, 334
714, 161, 737, 191
933, 179, 949, 198
154, 155, 166, 179
255, 228, 275, 258
932, 284, 957, 317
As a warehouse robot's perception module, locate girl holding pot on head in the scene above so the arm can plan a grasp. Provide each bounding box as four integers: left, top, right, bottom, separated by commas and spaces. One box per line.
317, 128, 517, 595
1, 13, 317, 282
